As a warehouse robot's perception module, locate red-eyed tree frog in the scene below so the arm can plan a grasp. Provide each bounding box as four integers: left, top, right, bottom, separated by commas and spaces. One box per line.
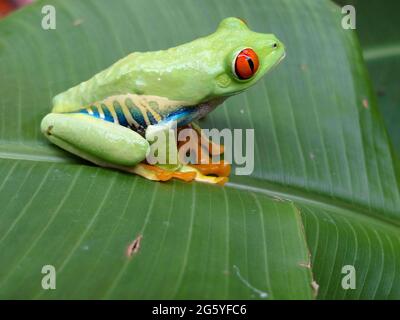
41, 17, 286, 184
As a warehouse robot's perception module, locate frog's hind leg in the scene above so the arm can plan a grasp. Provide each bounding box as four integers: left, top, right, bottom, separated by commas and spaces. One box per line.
41, 113, 201, 183
41, 113, 150, 168
177, 123, 231, 181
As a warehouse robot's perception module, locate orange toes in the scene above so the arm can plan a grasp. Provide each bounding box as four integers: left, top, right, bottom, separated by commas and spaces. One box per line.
139, 164, 196, 182
189, 162, 231, 177
170, 171, 197, 182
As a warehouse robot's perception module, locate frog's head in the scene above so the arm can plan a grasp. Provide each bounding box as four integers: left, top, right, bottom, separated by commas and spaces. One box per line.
209, 17, 286, 98
131, 17, 285, 104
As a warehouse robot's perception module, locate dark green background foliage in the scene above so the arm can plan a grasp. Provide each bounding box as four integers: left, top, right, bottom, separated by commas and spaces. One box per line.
335, 0, 400, 155
0, 0, 399, 299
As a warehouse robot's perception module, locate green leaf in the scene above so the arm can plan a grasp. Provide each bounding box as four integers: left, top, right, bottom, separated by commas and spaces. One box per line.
0, 0, 399, 299
0, 160, 313, 299
335, 0, 400, 155
301, 203, 400, 299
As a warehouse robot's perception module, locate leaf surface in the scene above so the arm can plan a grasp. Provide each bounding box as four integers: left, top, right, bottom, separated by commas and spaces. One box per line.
0, 0, 399, 299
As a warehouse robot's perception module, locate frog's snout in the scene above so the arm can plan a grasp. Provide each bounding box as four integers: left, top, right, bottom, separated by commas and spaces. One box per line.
272, 39, 286, 62
273, 39, 285, 52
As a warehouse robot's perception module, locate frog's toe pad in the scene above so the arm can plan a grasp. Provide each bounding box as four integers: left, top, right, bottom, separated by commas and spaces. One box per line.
179, 164, 230, 185
132, 164, 196, 182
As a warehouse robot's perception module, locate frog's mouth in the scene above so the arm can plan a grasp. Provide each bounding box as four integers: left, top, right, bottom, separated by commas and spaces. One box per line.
271, 50, 286, 69
279, 51, 286, 63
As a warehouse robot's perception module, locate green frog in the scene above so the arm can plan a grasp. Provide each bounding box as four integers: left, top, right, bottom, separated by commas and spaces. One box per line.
41, 17, 285, 184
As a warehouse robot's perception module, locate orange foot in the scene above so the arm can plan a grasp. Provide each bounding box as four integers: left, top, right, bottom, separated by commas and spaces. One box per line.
189, 161, 231, 177
132, 164, 196, 182
131, 163, 229, 185
131, 124, 231, 185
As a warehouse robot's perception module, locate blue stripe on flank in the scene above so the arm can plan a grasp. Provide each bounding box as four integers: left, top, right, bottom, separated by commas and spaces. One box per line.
100, 104, 115, 123
125, 98, 146, 127
72, 101, 195, 130
113, 102, 129, 127
91, 106, 100, 118
146, 111, 157, 125
162, 107, 194, 126
132, 110, 146, 127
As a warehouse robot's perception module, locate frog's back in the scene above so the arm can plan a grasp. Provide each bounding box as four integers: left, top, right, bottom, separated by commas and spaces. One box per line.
51, 52, 145, 113
51, 29, 224, 113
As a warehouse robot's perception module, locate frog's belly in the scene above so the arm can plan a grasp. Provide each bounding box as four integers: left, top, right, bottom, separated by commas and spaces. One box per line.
69, 97, 197, 136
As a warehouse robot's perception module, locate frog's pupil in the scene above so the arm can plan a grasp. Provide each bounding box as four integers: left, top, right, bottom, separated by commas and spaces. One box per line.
246, 57, 254, 72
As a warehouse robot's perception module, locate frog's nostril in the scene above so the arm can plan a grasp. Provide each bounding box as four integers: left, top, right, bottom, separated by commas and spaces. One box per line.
272, 43, 278, 49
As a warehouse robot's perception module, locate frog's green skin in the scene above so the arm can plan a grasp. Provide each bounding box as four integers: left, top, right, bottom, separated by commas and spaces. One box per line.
41, 17, 285, 180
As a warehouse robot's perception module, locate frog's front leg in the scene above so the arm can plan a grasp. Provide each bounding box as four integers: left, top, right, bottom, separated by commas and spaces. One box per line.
177, 122, 231, 179
41, 113, 150, 168
137, 123, 229, 185
132, 123, 198, 182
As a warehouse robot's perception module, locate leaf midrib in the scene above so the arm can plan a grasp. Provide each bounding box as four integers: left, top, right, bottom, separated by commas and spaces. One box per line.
227, 180, 400, 232
363, 43, 400, 60
2, 141, 400, 232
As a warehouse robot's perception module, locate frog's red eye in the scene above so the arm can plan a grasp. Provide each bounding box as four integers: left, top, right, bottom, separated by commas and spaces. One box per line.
233, 48, 259, 80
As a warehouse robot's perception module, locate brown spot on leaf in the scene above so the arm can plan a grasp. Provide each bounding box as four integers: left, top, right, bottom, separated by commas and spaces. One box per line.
299, 261, 311, 269
311, 281, 319, 298
362, 99, 369, 109
126, 234, 143, 258
73, 19, 84, 26
300, 63, 308, 71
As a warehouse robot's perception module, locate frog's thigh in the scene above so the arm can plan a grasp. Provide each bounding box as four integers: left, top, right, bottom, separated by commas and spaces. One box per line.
41, 113, 149, 166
